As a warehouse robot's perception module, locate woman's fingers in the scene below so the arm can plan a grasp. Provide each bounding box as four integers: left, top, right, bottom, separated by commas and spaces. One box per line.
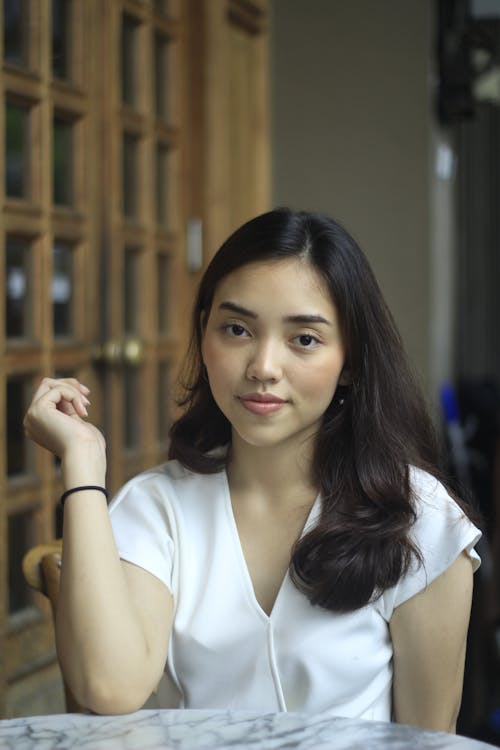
30, 377, 90, 418
23, 378, 105, 460
58, 399, 84, 417
32, 376, 90, 400
24, 379, 91, 447
42, 385, 89, 419
48, 385, 90, 418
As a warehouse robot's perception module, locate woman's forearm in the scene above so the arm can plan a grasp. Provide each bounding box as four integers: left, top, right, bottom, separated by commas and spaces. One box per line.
56, 452, 162, 713
24, 378, 170, 713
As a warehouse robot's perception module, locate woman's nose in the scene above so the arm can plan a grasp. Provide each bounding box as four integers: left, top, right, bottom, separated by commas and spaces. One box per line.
246, 340, 283, 383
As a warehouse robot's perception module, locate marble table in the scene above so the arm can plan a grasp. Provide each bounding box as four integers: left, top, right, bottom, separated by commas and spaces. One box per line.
0, 709, 497, 750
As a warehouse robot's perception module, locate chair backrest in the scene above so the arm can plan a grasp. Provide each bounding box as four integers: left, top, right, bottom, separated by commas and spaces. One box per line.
22, 540, 82, 713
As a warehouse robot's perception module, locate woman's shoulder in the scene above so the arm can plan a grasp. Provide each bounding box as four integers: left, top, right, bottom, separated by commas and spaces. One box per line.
409, 464, 445, 492
407, 465, 482, 541
409, 466, 461, 514
409, 466, 460, 509
375, 466, 481, 618
144, 459, 201, 483
111, 458, 225, 507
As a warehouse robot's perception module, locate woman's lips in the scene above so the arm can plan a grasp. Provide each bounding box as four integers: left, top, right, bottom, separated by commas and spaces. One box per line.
238, 394, 287, 415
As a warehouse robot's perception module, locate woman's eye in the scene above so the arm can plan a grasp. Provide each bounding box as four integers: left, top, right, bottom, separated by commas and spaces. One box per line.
225, 324, 248, 337
294, 334, 319, 349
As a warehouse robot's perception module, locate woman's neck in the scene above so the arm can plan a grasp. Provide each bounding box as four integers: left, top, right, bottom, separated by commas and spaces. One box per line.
227, 433, 317, 508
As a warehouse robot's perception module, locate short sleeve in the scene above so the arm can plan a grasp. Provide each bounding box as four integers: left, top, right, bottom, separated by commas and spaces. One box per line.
376, 468, 482, 621
108, 472, 176, 592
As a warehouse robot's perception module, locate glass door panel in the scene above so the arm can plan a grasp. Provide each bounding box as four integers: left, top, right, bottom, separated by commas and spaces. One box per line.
121, 13, 141, 109
121, 133, 140, 219
6, 237, 33, 340
3, 0, 30, 69
156, 252, 171, 335
8, 511, 35, 615
51, 0, 73, 81
5, 99, 31, 199
53, 115, 75, 206
155, 143, 175, 229
6, 376, 33, 479
123, 246, 141, 335
154, 31, 171, 121
52, 242, 75, 338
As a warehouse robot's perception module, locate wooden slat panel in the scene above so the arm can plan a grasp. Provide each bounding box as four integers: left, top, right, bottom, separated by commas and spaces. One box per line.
204, 0, 270, 255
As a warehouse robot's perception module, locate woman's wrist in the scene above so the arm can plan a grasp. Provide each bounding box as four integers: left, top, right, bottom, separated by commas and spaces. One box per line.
60, 485, 109, 507
61, 444, 107, 489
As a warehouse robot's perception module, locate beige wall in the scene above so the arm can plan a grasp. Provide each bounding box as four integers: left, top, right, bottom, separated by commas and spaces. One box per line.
271, 0, 435, 393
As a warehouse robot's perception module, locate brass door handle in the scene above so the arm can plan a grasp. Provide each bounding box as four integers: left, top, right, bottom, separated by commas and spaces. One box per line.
92, 337, 145, 366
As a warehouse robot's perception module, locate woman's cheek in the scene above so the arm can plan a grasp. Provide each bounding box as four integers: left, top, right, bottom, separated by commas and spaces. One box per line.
298, 355, 344, 394
201, 333, 219, 370
203, 338, 237, 385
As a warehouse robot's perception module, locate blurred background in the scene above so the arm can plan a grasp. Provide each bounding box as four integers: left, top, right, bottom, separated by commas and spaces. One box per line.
0, 0, 499, 737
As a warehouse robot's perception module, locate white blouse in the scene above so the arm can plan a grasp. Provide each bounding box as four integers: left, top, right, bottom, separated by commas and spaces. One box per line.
108, 461, 481, 720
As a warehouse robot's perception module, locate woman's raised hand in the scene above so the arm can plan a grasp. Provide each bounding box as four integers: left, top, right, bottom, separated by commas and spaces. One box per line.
24, 377, 107, 484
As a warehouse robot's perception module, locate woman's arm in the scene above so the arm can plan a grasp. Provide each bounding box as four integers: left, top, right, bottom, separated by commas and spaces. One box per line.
24, 378, 172, 714
389, 551, 473, 733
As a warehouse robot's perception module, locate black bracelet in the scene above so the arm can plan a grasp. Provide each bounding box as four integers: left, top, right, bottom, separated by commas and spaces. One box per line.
60, 485, 109, 507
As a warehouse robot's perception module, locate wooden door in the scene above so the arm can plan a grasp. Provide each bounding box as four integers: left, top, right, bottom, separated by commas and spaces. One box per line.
0, 0, 187, 717
1, 0, 103, 716
203, 0, 270, 254
0, 0, 269, 717
97, 0, 188, 492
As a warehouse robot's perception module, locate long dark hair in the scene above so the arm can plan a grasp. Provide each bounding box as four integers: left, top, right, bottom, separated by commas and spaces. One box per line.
169, 208, 460, 612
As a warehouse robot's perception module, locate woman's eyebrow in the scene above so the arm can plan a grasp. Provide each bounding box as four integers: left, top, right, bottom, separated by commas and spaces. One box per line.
218, 302, 332, 326
219, 301, 257, 318
284, 314, 332, 326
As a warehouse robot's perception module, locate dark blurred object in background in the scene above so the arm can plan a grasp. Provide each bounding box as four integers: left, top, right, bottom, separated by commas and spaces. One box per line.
436, 0, 500, 123
458, 378, 500, 537
443, 377, 500, 743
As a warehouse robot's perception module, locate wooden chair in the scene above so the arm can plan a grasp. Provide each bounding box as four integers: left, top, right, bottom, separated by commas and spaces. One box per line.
22, 540, 82, 713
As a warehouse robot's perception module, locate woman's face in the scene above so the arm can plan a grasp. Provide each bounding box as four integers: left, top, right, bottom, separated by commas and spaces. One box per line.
201, 258, 346, 454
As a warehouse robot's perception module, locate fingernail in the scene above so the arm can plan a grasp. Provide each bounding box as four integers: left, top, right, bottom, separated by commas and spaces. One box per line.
81, 385, 90, 394
82, 406, 89, 417
84, 397, 91, 406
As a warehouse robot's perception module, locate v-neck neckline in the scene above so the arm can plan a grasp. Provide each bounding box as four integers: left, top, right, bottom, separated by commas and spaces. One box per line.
220, 469, 321, 621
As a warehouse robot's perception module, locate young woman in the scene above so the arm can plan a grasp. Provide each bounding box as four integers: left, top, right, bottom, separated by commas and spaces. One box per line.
24, 208, 481, 730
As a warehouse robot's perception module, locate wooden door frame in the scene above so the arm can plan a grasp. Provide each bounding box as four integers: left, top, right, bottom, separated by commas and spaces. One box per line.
182, 0, 270, 285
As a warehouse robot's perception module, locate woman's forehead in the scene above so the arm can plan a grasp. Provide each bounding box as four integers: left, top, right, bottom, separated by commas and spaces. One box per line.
215, 258, 329, 297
